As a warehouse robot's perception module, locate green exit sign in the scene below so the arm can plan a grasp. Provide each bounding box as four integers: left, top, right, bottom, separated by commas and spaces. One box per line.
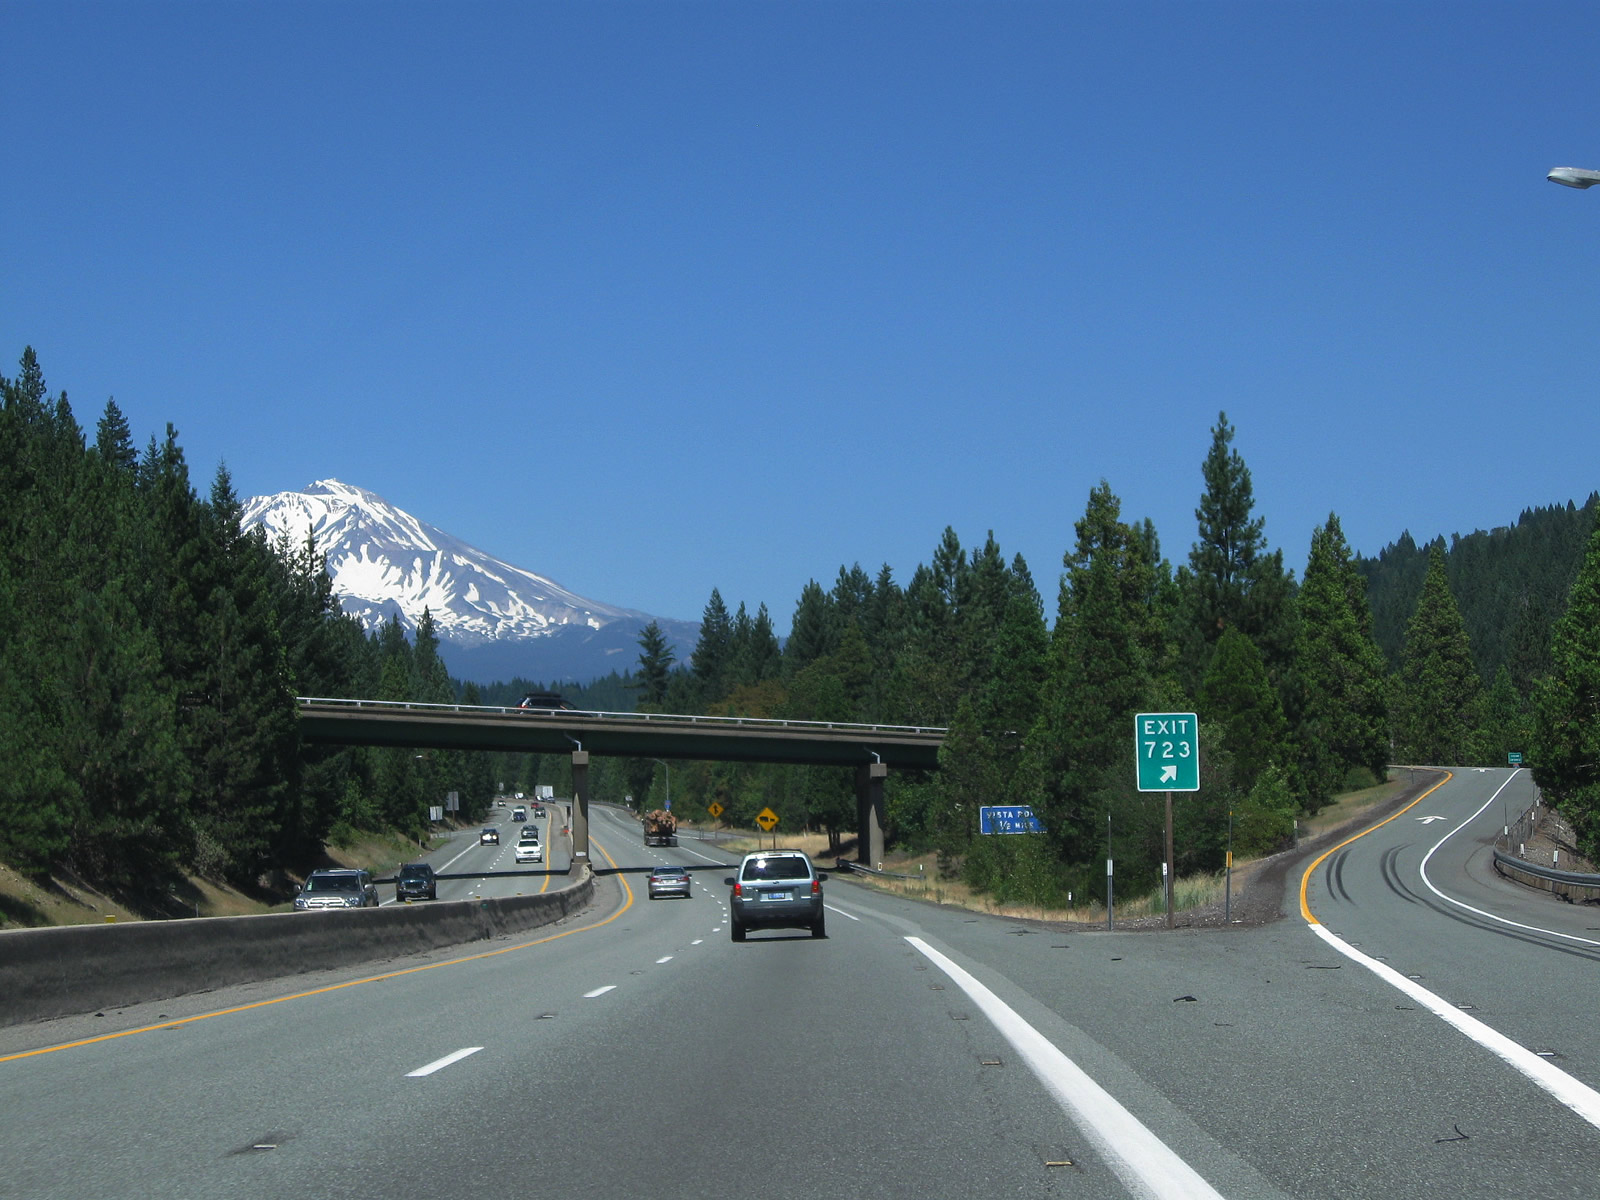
1508, 751, 1523, 765
1135, 713, 1200, 792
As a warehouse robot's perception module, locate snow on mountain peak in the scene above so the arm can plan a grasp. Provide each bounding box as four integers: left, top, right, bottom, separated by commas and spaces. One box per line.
241, 481, 671, 661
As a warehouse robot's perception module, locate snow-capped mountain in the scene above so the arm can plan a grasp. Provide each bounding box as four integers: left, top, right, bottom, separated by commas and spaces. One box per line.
241, 479, 697, 684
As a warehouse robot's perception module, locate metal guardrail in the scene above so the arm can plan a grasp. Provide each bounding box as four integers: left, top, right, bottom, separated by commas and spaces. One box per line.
1492, 789, 1600, 900
1492, 850, 1600, 901
297, 696, 946, 738
836, 859, 923, 881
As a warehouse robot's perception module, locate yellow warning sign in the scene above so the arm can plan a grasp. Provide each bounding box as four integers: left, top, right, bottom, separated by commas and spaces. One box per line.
707, 801, 724, 819
755, 807, 779, 832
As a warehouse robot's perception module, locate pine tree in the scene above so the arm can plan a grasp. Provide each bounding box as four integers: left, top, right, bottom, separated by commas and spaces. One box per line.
1190, 412, 1264, 637
93, 399, 138, 475
690, 588, 733, 703
1533, 513, 1600, 859
1181, 413, 1297, 693
1293, 515, 1390, 806
785, 581, 836, 675
1200, 627, 1286, 792
184, 465, 298, 879
1392, 545, 1482, 765
635, 621, 676, 709
1029, 482, 1155, 857
1473, 667, 1531, 769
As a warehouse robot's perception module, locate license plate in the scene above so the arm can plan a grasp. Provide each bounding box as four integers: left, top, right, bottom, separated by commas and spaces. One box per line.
762, 891, 791, 902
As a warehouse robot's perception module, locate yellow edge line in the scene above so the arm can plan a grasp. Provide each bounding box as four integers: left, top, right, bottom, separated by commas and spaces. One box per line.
3, 831, 633, 1064
1298, 770, 1453, 923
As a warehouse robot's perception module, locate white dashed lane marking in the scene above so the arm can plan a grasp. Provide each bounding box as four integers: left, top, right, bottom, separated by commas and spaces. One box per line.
584, 985, 617, 999
407, 1047, 483, 1077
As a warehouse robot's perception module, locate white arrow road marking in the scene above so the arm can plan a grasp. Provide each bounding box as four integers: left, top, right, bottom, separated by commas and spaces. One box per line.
407, 1047, 483, 1077
1417, 815, 1448, 824
907, 937, 1224, 1200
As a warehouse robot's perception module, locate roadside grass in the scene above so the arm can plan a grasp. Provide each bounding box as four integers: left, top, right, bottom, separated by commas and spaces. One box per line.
1300, 775, 1407, 839
0, 827, 447, 927
0, 862, 140, 929
714, 831, 837, 859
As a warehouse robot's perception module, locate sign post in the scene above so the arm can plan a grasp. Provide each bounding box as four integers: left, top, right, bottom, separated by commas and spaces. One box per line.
755, 806, 779, 849
1135, 713, 1200, 930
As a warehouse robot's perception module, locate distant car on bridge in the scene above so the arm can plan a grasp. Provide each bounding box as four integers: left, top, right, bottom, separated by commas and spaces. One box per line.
517, 691, 572, 711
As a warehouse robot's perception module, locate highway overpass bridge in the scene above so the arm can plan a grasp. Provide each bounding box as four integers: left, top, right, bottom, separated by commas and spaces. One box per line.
296, 698, 946, 867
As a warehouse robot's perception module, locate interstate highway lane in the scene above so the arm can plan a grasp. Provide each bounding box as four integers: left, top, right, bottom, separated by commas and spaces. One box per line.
4, 792, 1600, 1198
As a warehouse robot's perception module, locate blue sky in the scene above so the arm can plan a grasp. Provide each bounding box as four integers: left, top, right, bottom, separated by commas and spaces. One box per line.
6, 2, 1599, 630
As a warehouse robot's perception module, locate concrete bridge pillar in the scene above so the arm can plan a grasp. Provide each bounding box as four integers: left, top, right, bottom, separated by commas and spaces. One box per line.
570, 750, 590, 867
856, 761, 887, 868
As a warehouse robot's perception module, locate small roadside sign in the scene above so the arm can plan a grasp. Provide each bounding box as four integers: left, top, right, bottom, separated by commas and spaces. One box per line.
1135, 712, 1200, 792
980, 805, 1044, 835
755, 807, 779, 832
1508, 751, 1523, 765
707, 801, 725, 819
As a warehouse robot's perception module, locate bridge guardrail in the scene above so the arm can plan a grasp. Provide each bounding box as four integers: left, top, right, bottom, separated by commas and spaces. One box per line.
298, 696, 945, 738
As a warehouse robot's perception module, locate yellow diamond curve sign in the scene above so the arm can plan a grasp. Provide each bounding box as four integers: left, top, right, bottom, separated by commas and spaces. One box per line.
707, 801, 724, 819
755, 807, 779, 832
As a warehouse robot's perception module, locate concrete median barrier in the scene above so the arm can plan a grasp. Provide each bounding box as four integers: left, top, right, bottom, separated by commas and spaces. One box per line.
0, 868, 594, 1027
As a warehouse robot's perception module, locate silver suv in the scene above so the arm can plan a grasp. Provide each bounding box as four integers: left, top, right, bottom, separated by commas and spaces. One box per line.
294, 868, 379, 910
726, 850, 827, 941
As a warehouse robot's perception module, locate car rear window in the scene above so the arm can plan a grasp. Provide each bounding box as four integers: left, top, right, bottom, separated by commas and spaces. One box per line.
741, 857, 811, 882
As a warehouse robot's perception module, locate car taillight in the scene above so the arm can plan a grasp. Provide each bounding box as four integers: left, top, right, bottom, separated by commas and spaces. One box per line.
733, 883, 743, 898
812, 878, 821, 895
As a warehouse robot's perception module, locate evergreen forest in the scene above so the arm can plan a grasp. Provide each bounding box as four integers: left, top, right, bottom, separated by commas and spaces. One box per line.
6, 345, 1600, 913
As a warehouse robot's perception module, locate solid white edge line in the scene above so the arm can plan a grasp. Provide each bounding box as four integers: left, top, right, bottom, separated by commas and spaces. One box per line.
906, 936, 1224, 1200
406, 1046, 483, 1077
823, 903, 860, 920
583, 985, 617, 998
1306, 922, 1600, 1129
1417, 769, 1600, 949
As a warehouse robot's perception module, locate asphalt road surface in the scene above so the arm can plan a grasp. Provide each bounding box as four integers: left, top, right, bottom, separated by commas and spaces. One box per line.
377, 801, 570, 905
2, 776, 1597, 1199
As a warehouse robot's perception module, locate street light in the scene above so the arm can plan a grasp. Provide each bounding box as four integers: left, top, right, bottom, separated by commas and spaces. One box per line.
650, 758, 670, 811
1548, 166, 1600, 188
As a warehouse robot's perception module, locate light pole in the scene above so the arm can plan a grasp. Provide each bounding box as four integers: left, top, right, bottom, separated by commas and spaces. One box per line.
651, 758, 670, 811
1548, 166, 1600, 188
